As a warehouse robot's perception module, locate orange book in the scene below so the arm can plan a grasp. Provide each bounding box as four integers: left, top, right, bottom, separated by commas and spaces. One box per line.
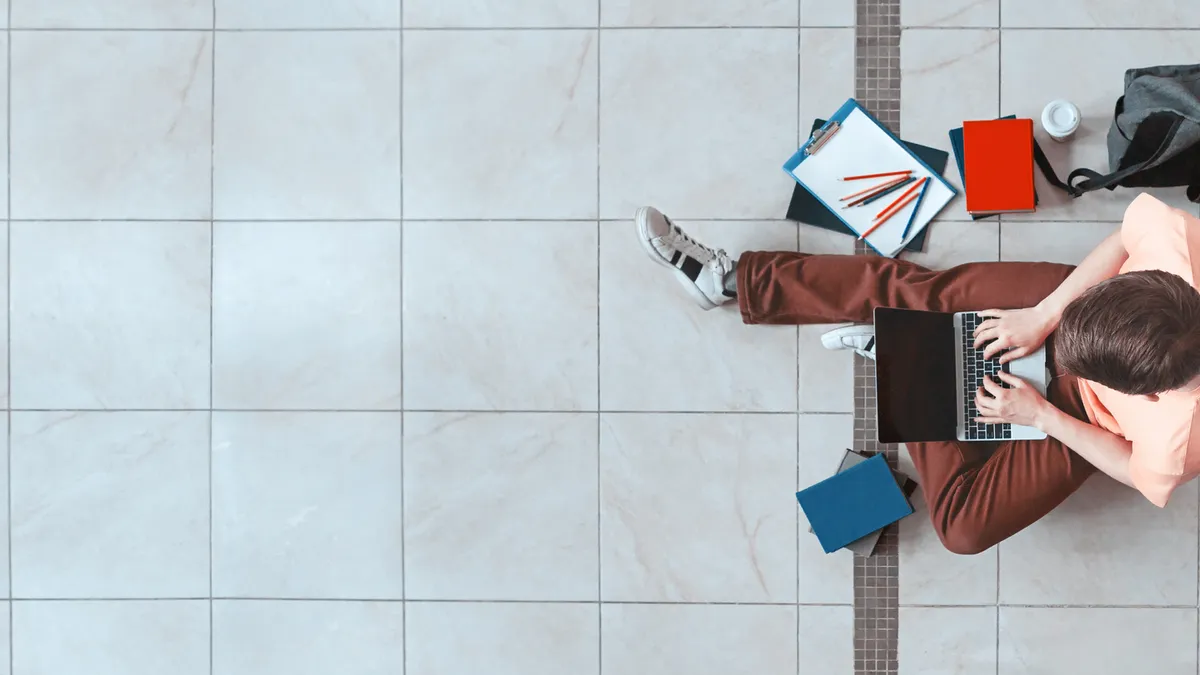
962, 118, 1036, 215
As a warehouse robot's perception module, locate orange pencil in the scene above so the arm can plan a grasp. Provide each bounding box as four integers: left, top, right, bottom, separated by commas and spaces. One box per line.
858, 178, 927, 240
839, 175, 908, 202
841, 170, 911, 182
873, 177, 927, 221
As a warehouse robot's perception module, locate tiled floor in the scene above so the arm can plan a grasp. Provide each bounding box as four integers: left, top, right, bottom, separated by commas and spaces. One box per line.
2, 1, 1200, 674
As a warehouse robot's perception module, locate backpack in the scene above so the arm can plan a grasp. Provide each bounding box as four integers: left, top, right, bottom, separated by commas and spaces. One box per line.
1036, 64, 1200, 203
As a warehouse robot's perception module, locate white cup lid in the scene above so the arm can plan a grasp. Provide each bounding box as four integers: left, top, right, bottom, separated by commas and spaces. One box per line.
1042, 100, 1080, 134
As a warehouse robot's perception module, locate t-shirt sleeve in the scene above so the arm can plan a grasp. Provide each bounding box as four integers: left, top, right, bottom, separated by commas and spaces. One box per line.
1126, 402, 1200, 508
1119, 193, 1200, 283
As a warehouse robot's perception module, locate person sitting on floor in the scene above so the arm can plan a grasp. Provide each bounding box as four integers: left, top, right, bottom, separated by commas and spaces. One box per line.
635, 192, 1200, 554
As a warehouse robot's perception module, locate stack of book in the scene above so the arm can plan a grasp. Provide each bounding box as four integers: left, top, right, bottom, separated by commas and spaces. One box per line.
797, 451, 916, 556
949, 117, 1037, 217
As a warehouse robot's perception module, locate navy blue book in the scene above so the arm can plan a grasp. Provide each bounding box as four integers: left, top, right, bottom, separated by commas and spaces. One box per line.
796, 454, 914, 554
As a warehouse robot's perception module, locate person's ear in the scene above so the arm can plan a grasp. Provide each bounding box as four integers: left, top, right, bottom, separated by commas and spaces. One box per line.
1142, 393, 1161, 403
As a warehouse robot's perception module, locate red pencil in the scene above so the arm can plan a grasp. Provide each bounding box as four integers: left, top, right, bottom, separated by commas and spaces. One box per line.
839, 175, 908, 202
873, 177, 927, 221
858, 178, 927, 240
841, 169, 911, 182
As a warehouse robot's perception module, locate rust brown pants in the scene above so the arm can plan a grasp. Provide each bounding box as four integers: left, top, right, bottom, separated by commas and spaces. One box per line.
738, 251, 1098, 554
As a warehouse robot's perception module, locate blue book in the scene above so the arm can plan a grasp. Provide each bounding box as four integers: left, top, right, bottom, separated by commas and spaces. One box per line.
796, 454, 914, 554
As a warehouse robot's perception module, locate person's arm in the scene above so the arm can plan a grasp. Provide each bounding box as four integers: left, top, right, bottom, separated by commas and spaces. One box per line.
1034, 400, 1133, 487
975, 231, 1128, 361
1031, 230, 1129, 331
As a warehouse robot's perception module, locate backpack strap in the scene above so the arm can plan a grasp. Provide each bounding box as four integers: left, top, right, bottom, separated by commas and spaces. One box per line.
1036, 110, 1184, 198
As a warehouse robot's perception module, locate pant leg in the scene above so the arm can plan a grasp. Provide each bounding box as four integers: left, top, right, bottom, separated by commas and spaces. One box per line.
736, 250, 1075, 324
910, 364, 1097, 554
734, 250, 1092, 553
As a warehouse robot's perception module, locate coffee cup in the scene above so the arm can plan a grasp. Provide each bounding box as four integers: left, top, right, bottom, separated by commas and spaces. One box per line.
1041, 100, 1081, 142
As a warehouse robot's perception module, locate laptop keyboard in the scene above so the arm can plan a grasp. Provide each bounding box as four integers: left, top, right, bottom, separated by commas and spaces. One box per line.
961, 312, 1013, 441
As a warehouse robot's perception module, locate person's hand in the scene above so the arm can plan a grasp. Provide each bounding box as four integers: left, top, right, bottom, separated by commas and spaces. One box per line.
974, 372, 1050, 428
972, 306, 1056, 363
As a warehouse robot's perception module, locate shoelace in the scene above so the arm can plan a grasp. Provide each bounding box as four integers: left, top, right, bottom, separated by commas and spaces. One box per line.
670, 224, 731, 274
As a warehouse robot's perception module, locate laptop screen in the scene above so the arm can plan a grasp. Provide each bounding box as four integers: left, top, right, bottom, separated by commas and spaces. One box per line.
873, 308, 958, 443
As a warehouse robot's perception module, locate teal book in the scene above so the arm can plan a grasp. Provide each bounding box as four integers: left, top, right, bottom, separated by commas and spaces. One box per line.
796, 454, 914, 554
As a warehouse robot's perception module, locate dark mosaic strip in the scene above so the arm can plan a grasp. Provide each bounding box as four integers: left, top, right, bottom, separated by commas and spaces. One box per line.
852, 0, 901, 673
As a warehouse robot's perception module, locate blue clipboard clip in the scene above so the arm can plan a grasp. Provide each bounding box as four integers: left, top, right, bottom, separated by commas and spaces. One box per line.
804, 120, 840, 156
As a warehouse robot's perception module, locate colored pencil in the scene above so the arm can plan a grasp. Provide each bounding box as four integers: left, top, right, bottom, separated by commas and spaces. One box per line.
840, 170, 911, 182
839, 175, 908, 202
858, 178, 927, 240
873, 177, 927, 222
853, 176, 917, 207
900, 178, 932, 240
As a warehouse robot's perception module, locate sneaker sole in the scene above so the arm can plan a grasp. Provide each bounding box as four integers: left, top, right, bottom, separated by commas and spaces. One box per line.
635, 206, 718, 310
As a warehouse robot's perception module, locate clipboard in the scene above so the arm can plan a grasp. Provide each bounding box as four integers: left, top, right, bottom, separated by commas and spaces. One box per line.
783, 98, 957, 257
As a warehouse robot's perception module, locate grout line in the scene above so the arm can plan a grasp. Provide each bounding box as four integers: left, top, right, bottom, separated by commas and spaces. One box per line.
0, 24, 1196, 32
2, 597, 858, 605
6, 7, 12, 673
594, 17, 603, 672
397, 2, 407, 672
396, 1, 409, 673
2, 597, 1197, 607
595, 15, 604, 667
4, 408, 853, 415
0, 216, 1130, 224
207, 6, 216, 675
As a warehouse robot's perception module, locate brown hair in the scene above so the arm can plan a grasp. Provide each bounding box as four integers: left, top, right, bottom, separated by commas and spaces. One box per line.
1058, 270, 1200, 395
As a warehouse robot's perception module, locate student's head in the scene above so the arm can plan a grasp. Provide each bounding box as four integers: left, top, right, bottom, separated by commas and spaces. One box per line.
1058, 270, 1200, 397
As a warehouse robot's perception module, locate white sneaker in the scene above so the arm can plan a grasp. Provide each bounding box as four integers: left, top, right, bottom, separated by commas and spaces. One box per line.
635, 206, 735, 310
821, 325, 876, 360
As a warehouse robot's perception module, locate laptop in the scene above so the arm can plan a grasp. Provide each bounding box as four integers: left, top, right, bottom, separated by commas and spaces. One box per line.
873, 307, 1049, 443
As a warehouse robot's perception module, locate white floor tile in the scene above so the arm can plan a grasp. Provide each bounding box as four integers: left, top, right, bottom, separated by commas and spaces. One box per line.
404, 413, 598, 601
11, 32, 211, 219
10, 222, 210, 410
599, 29, 798, 219
601, 413, 797, 602
902, 0, 998, 27
800, 0, 853, 26
403, 30, 598, 219
14, 601, 208, 675
212, 222, 402, 410
901, 221, 1000, 268
900, 29, 999, 221
999, 607, 1197, 675
213, 32, 401, 219
11, 412, 208, 598
602, 0, 796, 27
213, 601, 404, 675
1002, 0, 1200, 27
406, 0, 596, 27
404, 221, 598, 411
898, 488, 998, 605
12, 0, 212, 27
407, 602, 599, 675
1001, 221, 1118, 264
999, 478, 1198, 605
215, 0, 400, 27
0, 605, 7, 675
799, 29, 856, 137
799, 605, 853, 673
212, 412, 403, 599
900, 607, 997, 675
796, 228, 856, 413
0, 224, 8, 409
797, 414, 854, 604
604, 604, 797, 675
601, 220, 798, 412
1000, 30, 1200, 221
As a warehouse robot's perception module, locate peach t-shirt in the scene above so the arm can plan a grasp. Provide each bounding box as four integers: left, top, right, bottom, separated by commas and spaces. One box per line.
1077, 193, 1200, 507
